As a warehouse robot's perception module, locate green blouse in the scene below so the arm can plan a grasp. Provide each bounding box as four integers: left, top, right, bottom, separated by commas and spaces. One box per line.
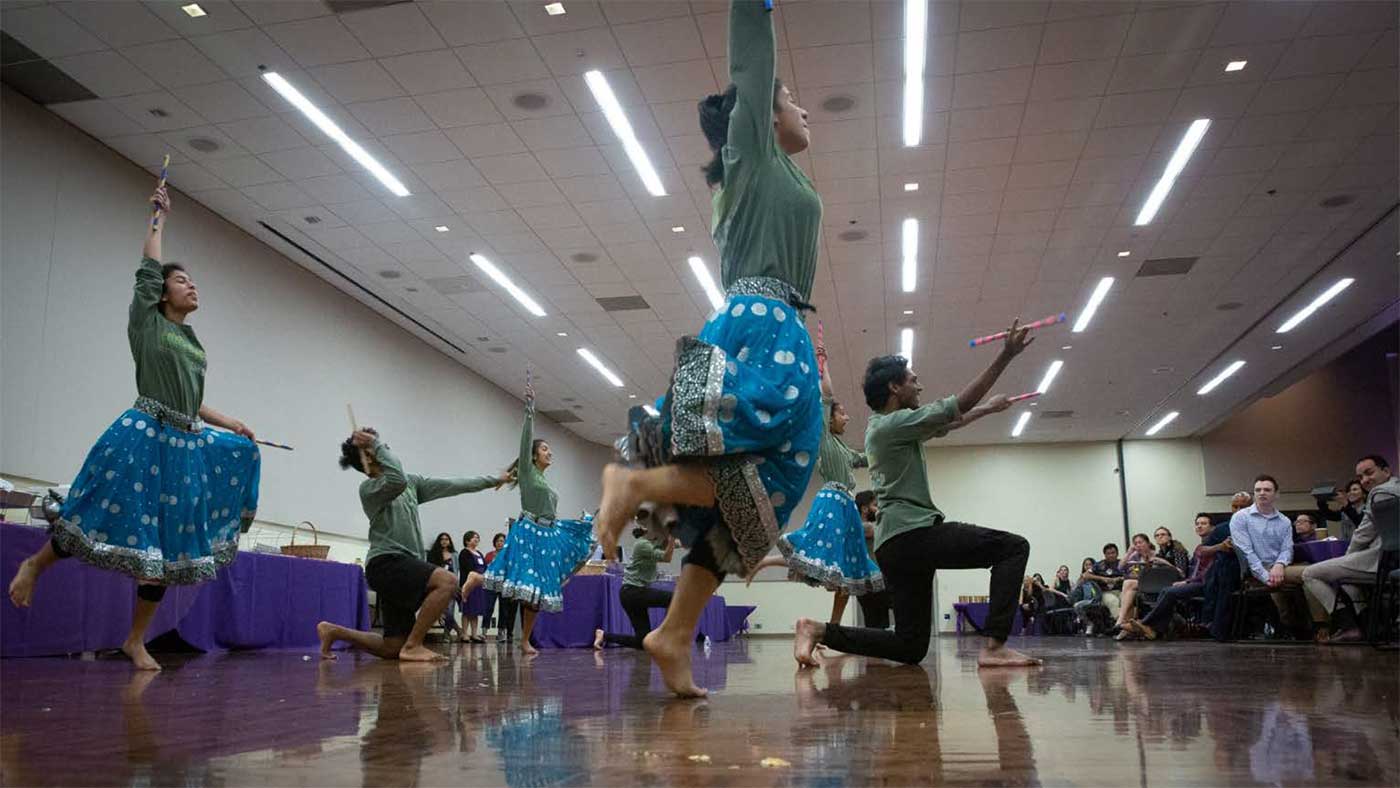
816, 394, 864, 489
360, 441, 503, 562
712, 0, 823, 300
517, 402, 558, 519
129, 257, 206, 419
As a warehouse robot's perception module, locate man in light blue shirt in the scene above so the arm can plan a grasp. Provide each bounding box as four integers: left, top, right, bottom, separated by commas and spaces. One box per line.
1230, 474, 1293, 586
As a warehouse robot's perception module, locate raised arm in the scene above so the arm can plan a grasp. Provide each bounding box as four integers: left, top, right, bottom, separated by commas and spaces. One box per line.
726, 0, 777, 159
517, 393, 539, 488
360, 437, 409, 512
143, 184, 168, 263
942, 395, 1012, 432
415, 474, 507, 504
661, 537, 677, 563
956, 320, 1032, 413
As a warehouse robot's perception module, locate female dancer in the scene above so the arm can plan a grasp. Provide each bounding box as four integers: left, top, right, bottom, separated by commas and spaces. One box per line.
7, 182, 261, 670
743, 336, 884, 624
427, 532, 467, 642
458, 530, 489, 643
462, 377, 596, 655
594, 0, 823, 698
593, 529, 678, 650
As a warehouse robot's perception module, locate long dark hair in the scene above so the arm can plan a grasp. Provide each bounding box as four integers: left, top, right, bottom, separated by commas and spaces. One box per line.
433, 532, 455, 553
698, 78, 786, 187
505, 438, 548, 486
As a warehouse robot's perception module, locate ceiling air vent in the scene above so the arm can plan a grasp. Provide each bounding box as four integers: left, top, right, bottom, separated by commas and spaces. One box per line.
570, 252, 599, 263
539, 409, 584, 424
821, 94, 856, 114
188, 137, 221, 153
427, 275, 485, 295
838, 229, 868, 242
325, 0, 410, 13
1135, 257, 1197, 277
303, 215, 322, 225
1040, 410, 1074, 419
1216, 301, 1243, 312
513, 92, 550, 111
487, 346, 508, 353
377, 270, 402, 279
1319, 194, 1355, 208
596, 295, 650, 312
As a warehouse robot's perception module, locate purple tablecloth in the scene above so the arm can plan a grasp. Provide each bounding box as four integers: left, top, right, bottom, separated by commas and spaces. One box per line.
1295, 539, 1348, 564
1, 522, 369, 657
531, 573, 738, 648
726, 605, 756, 635
953, 602, 1041, 636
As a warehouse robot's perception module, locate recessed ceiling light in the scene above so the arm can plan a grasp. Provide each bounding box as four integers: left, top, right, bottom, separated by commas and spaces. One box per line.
902, 0, 928, 147
556, 331, 568, 337
1196, 359, 1246, 395
1061, 345, 1072, 350
902, 309, 914, 315
469, 253, 546, 317
1135, 118, 1210, 225
1011, 411, 1032, 437
1036, 360, 1064, 394
1117, 250, 1131, 257
1072, 277, 1114, 333
899, 327, 914, 360
261, 72, 410, 197
584, 70, 665, 196
181, 3, 206, 18
577, 348, 624, 387
670, 226, 685, 233
434, 225, 449, 233
545, 3, 566, 15
1225, 60, 1247, 72
1270, 344, 1283, 351
1276, 278, 1354, 333
628, 393, 637, 399
901, 218, 918, 293
903, 182, 919, 192
1145, 411, 1180, 437
687, 256, 725, 310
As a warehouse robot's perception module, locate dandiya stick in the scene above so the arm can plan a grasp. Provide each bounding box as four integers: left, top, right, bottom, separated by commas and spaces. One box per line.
255, 439, 294, 451
1007, 391, 1041, 404
969, 313, 1066, 348
151, 154, 170, 229
346, 403, 358, 432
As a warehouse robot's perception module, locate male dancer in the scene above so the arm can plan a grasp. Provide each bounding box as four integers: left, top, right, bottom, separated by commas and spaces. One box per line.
318, 428, 508, 661
793, 321, 1041, 668
593, 529, 678, 650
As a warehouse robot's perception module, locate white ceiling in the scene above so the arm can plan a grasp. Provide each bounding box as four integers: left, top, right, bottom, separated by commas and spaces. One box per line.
4, 0, 1397, 446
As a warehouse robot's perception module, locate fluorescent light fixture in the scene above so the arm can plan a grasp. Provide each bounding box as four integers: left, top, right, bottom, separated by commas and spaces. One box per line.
556, 331, 568, 337
1196, 360, 1246, 395
899, 327, 914, 360
261, 71, 410, 197
902, 0, 927, 147
181, 3, 206, 17
1225, 60, 1247, 72
434, 225, 450, 233
1145, 411, 1179, 436
584, 70, 665, 197
1036, 360, 1064, 394
1061, 345, 1072, 350
687, 255, 725, 310
1134, 118, 1209, 225
1011, 411, 1032, 438
1071, 277, 1114, 333
545, 2, 566, 14
670, 226, 685, 233
643, 404, 660, 417
901, 218, 918, 293
902, 309, 914, 315
904, 182, 919, 192
1275, 278, 1354, 333
577, 348, 624, 387
1117, 250, 1131, 257
469, 253, 546, 317
1270, 344, 1283, 351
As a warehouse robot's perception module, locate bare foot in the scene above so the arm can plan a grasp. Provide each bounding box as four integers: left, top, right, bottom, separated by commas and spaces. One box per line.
593, 628, 605, 650
397, 644, 447, 662
977, 643, 1041, 668
519, 640, 539, 656
793, 617, 823, 668
316, 621, 339, 660
121, 638, 162, 671
8, 558, 38, 608
644, 629, 707, 698
596, 464, 640, 560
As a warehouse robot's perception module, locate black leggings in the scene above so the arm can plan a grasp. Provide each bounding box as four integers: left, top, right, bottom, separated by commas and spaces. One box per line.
51, 536, 166, 601
857, 589, 893, 629
820, 522, 1029, 664
602, 584, 675, 649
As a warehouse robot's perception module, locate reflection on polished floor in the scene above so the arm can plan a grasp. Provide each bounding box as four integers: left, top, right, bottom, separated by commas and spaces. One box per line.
1, 636, 1396, 787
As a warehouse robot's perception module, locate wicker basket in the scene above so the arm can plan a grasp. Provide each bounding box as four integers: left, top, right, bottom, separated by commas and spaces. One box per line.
281, 521, 331, 560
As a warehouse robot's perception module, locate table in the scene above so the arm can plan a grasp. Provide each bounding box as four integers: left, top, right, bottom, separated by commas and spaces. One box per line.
953, 602, 1041, 636
530, 573, 743, 648
1295, 539, 1348, 564
1, 522, 369, 657
726, 605, 757, 635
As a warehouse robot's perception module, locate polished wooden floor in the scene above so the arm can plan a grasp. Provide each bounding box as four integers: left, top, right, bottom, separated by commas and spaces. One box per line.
1, 635, 1397, 786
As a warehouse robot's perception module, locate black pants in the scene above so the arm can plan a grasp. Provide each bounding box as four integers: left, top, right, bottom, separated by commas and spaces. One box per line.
602, 584, 675, 649
496, 596, 518, 637
857, 589, 893, 629
1140, 581, 1202, 635
821, 522, 1029, 664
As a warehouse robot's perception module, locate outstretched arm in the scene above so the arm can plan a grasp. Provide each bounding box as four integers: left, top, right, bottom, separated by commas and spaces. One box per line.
942, 395, 1012, 432
956, 320, 1032, 413
416, 474, 509, 504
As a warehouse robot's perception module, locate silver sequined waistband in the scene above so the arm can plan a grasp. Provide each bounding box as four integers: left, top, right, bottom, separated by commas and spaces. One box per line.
517, 511, 557, 527
820, 481, 854, 497
726, 277, 811, 312
133, 397, 204, 434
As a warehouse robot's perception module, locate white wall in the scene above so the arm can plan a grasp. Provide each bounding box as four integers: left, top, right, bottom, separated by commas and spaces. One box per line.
0, 88, 610, 562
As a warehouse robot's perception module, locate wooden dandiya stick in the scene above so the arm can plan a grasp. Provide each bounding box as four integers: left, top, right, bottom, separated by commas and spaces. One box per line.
254, 439, 294, 451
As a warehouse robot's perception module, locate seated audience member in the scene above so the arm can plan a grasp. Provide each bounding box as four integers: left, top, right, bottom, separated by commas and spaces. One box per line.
1047, 566, 1072, 606
1113, 533, 1157, 636
1302, 456, 1399, 643
1124, 514, 1229, 640
1232, 474, 1310, 637
1018, 576, 1041, 633
1151, 527, 1191, 576
1085, 544, 1125, 620
1071, 557, 1109, 635
1338, 479, 1366, 541
1292, 512, 1320, 543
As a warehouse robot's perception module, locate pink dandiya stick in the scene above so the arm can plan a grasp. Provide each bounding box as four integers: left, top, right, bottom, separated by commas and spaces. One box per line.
969, 313, 1067, 348
1007, 391, 1041, 404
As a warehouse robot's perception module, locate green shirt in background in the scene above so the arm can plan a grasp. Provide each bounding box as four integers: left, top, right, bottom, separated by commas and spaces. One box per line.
815, 394, 865, 489
129, 256, 206, 419
713, 0, 823, 299
623, 538, 663, 588
360, 440, 502, 563
864, 396, 961, 552
516, 402, 558, 519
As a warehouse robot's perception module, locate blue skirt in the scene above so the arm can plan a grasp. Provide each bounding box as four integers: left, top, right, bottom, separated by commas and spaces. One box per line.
50, 405, 261, 585
654, 277, 823, 577
778, 483, 885, 595
482, 514, 596, 612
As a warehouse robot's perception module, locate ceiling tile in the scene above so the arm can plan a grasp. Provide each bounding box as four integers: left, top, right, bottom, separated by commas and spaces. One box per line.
1095, 89, 1176, 128
481, 79, 573, 121
409, 158, 486, 191
1121, 4, 1224, 56
171, 79, 269, 123
108, 89, 207, 131
120, 39, 229, 88
534, 146, 611, 179
634, 59, 721, 103
48, 98, 146, 137
1028, 59, 1115, 102
444, 122, 527, 158
1038, 13, 1132, 64
216, 114, 309, 154
382, 129, 463, 164
241, 180, 316, 210
782, 1, 871, 47
472, 152, 552, 184
511, 114, 594, 150
532, 25, 628, 76
189, 28, 297, 77
233, 0, 329, 26
1106, 51, 1199, 94
377, 49, 474, 95
418, 0, 523, 46
1209, 1, 1313, 47
55, 1, 180, 48
2, 4, 106, 57
957, 24, 1043, 74
952, 67, 1034, 109
327, 197, 396, 224
1018, 97, 1099, 135
264, 17, 370, 68
948, 104, 1026, 140
309, 60, 405, 104
1247, 75, 1344, 115
52, 50, 158, 97
259, 146, 342, 179
347, 96, 436, 136
455, 38, 551, 86
297, 173, 375, 204
337, 3, 446, 58
202, 155, 285, 187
